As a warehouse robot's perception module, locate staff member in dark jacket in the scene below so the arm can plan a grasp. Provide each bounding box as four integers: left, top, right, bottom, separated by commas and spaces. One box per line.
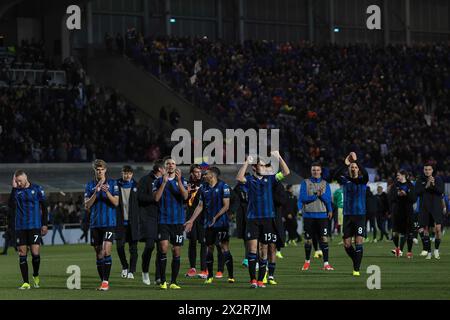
365, 188, 378, 242
138, 160, 165, 285
116, 165, 140, 279
388, 170, 416, 258
284, 185, 301, 245
415, 163, 445, 260
375, 186, 390, 241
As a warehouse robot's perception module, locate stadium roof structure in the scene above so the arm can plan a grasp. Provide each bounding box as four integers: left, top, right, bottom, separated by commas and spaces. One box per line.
0, 163, 302, 194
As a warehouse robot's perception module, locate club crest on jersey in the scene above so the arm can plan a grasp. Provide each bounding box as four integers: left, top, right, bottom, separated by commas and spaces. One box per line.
264, 178, 267, 182
31, 190, 35, 194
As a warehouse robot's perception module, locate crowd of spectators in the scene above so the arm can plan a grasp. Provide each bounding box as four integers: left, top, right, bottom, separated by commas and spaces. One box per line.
128, 36, 449, 181
0, 84, 171, 163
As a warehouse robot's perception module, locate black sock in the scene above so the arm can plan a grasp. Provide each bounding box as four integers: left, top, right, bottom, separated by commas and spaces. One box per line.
96, 258, 104, 281
31, 254, 40, 277
117, 244, 128, 270
159, 253, 167, 283
223, 251, 233, 278
247, 253, 257, 281
344, 245, 356, 267
206, 250, 214, 279
320, 242, 329, 263
268, 262, 276, 277
423, 236, 431, 252
188, 240, 197, 269
419, 231, 426, 250
171, 256, 180, 284
407, 237, 413, 253
305, 243, 312, 260
393, 234, 399, 248
19, 255, 29, 283
257, 259, 267, 282
155, 251, 161, 281
216, 245, 224, 273
200, 243, 207, 271
312, 237, 318, 251
103, 255, 112, 281
141, 242, 154, 273
399, 235, 406, 251
354, 244, 363, 271
435, 238, 441, 250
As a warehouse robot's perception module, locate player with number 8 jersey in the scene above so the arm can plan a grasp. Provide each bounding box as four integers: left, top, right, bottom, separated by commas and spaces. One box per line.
84, 159, 120, 291
334, 152, 369, 276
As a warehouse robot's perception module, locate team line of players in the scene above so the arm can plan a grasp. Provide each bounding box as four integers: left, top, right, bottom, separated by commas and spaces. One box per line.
9, 151, 445, 290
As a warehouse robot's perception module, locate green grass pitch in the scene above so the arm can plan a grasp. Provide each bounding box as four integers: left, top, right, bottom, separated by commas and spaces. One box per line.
0, 237, 449, 300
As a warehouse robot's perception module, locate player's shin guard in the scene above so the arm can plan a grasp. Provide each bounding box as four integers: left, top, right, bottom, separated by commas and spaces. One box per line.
188, 239, 197, 269
217, 245, 224, 273
407, 235, 413, 252
223, 251, 234, 278
319, 242, 329, 262
159, 253, 167, 283
399, 235, 406, 251
257, 259, 267, 282
423, 236, 431, 252
354, 244, 363, 271
96, 258, 105, 281
344, 245, 355, 261
206, 250, 214, 279
171, 256, 181, 284
31, 254, 40, 277
247, 253, 257, 281
312, 236, 318, 251
393, 234, 399, 248
19, 255, 29, 283
268, 262, 276, 277
419, 230, 426, 250
435, 238, 441, 250
200, 243, 207, 271
304, 242, 312, 260
103, 255, 112, 281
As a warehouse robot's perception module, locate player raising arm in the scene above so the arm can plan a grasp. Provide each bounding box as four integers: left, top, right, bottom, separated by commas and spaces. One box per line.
333, 152, 368, 276
236, 151, 290, 288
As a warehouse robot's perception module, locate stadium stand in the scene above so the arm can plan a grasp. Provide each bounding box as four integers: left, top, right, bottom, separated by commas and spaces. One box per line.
127, 36, 450, 181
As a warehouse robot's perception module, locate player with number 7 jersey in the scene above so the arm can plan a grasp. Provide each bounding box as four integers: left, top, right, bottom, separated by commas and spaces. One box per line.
84, 160, 120, 291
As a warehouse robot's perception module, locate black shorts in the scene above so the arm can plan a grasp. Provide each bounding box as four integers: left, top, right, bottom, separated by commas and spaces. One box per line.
91, 227, 115, 246
158, 224, 184, 246
343, 215, 366, 239
186, 218, 205, 244
419, 210, 442, 227
303, 218, 329, 240
16, 229, 41, 246
205, 227, 230, 246
245, 218, 278, 244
